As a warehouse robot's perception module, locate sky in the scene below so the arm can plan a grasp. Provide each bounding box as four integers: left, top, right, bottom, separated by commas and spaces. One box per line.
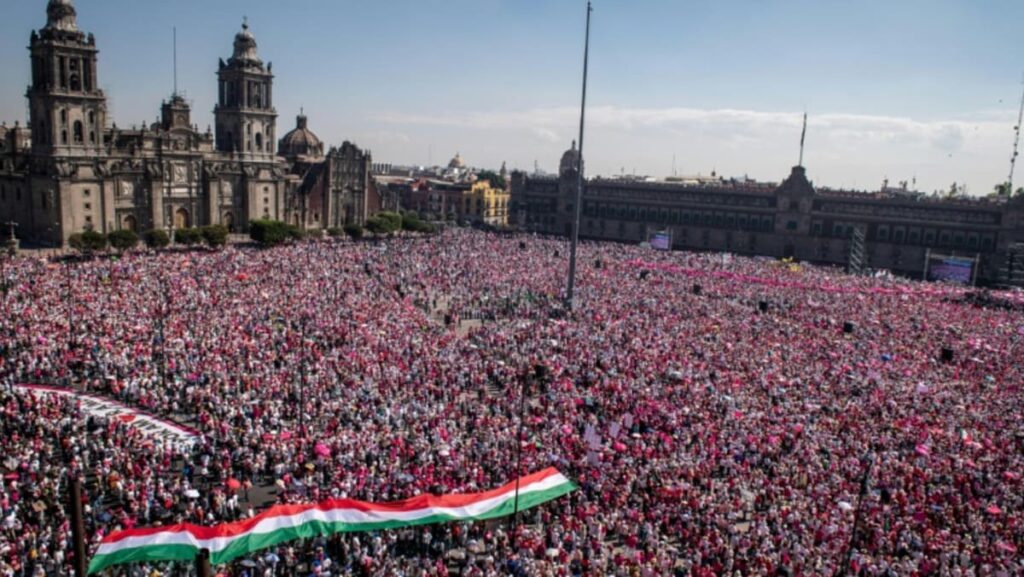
1, 0, 1022, 195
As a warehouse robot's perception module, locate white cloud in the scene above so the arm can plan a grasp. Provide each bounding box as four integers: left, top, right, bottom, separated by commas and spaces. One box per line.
371, 105, 1018, 194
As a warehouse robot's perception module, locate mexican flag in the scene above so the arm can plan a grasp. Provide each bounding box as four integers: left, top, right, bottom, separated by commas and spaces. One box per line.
88, 468, 575, 574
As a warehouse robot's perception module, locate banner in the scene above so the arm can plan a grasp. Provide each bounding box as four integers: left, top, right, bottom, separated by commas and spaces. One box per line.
88, 468, 576, 574
14, 384, 199, 449
650, 232, 671, 251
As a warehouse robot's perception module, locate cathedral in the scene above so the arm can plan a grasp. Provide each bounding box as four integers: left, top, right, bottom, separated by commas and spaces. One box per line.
0, 0, 381, 246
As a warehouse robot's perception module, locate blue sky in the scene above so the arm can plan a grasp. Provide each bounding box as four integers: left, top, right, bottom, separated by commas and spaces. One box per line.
1, 0, 1022, 194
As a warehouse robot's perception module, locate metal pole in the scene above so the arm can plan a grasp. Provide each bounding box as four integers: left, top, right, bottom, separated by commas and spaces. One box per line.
839, 453, 874, 577
195, 548, 212, 577
66, 259, 75, 355
69, 477, 88, 577
509, 372, 529, 548
565, 0, 593, 311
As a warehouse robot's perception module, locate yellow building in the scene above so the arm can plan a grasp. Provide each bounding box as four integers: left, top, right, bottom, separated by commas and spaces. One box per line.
462, 179, 510, 226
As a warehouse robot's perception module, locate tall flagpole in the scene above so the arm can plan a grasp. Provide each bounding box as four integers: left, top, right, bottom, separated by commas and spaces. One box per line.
173, 27, 178, 96
566, 0, 593, 311
798, 112, 807, 167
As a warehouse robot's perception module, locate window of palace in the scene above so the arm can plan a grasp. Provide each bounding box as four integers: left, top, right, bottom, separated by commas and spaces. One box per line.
894, 228, 906, 243
786, 220, 798, 231
908, 230, 920, 244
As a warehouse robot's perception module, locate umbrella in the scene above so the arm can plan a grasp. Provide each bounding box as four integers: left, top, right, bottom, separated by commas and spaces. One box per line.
184, 489, 200, 499
226, 478, 242, 491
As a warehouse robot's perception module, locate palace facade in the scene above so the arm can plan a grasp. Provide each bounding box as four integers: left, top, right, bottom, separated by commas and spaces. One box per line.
512, 143, 1024, 286
0, 0, 381, 246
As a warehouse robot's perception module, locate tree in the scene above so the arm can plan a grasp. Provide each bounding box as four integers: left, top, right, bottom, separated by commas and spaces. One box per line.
107, 229, 139, 251
249, 219, 292, 246
143, 229, 170, 249
201, 224, 230, 248
175, 228, 202, 246
343, 223, 364, 240
68, 230, 107, 254
994, 182, 1011, 197
366, 213, 402, 235
477, 170, 507, 190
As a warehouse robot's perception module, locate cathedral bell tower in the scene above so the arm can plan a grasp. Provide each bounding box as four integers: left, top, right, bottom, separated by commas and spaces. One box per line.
214, 20, 277, 158
27, 0, 108, 156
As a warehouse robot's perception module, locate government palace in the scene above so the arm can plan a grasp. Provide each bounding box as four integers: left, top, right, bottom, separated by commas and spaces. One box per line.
0, 0, 384, 246
512, 143, 1024, 287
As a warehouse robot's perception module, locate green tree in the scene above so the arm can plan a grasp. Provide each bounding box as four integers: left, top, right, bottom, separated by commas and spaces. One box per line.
366, 213, 402, 235
143, 229, 170, 249
477, 170, 507, 190
107, 229, 139, 251
343, 223, 364, 240
249, 219, 292, 246
68, 230, 107, 254
175, 228, 202, 246
201, 224, 230, 248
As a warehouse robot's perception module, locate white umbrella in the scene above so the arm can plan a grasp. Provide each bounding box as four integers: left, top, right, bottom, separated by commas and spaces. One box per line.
184, 489, 200, 499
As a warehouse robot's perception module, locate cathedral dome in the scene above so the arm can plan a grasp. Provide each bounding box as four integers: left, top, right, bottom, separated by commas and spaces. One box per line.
560, 140, 580, 176
231, 20, 260, 64
448, 152, 466, 170
279, 114, 324, 160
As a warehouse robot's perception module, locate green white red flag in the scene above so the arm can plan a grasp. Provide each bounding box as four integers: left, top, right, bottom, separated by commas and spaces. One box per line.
87, 468, 575, 574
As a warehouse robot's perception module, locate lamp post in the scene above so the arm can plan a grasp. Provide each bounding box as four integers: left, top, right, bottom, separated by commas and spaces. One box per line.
508, 368, 531, 549
1, 221, 17, 295
65, 257, 75, 358
509, 364, 548, 549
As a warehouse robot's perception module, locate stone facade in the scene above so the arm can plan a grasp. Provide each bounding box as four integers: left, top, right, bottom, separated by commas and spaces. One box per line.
512, 143, 1024, 286
0, 0, 374, 245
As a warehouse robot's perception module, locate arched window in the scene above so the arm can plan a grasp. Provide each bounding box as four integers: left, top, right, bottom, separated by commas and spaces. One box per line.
88, 111, 95, 125
89, 131, 95, 144
60, 110, 68, 125
61, 130, 68, 145
73, 121, 84, 144
255, 133, 263, 151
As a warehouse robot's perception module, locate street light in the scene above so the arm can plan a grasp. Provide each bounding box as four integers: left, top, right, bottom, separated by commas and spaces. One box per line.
509, 364, 548, 549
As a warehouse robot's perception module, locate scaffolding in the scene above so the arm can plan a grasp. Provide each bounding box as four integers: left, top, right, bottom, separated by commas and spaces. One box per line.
847, 227, 867, 275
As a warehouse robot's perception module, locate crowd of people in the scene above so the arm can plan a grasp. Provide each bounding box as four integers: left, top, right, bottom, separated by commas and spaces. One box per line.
0, 229, 1021, 576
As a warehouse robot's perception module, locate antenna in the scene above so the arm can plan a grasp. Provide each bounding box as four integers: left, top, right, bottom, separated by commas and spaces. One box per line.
798, 111, 807, 167
672, 153, 677, 177
1007, 74, 1024, 196
173, 27, 178, 96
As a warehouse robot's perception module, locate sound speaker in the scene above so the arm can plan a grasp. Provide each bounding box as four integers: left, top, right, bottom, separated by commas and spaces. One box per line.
758, 301, 769, 313
941, 347, 954, 363
843, 322, 855, 334
692, 284, 702, 296
639, 271, 650, 281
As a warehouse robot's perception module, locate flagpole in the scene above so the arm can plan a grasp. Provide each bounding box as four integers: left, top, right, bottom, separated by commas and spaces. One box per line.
798, 112, 807, 167
565, 0, 593, 311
